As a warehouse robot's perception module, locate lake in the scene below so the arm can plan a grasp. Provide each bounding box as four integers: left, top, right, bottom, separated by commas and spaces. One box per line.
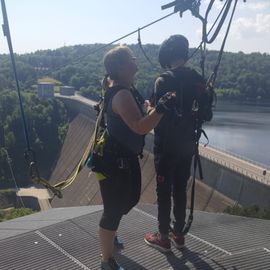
202, 102, 270, 169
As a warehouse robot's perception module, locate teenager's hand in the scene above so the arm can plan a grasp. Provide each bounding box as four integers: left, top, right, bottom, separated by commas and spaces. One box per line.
155, 92, 176, 114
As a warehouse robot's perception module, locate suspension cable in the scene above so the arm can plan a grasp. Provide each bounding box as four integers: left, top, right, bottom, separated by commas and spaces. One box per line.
53, 11, 176, 73
1, 148, 25, 207
1, 0, 63, 198
208, 0, 239, 88
188, 0, 230, 60
1, 0, 31, 152
137, 28, 155, 67
203, 0, 233, 44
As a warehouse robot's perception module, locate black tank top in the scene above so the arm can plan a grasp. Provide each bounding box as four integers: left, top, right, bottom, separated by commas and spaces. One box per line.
105, 86, 145, 155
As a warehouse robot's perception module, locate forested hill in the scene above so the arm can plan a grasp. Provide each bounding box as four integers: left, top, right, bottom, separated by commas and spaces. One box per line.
0, 44, 269, 187
0, 43, 270, 102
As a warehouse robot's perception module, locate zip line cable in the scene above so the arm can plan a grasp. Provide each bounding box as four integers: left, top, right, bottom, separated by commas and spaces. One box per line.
47, 11, 176, 74
207, 0, 239, 89
89, 12, 176, 55
137, 28, 155, 68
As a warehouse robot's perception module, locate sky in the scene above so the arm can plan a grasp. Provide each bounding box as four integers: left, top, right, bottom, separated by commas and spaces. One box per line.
0, 0, 269, 54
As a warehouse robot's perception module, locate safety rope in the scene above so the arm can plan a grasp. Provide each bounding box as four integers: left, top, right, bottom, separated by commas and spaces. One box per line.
28, 96, 103, 199
53, 102, 104, 190
137, 28, 155, 67
207, 0, 239, 89
188, 0, 230, 61
1, 0, 31, 152
1, 0, 62, 198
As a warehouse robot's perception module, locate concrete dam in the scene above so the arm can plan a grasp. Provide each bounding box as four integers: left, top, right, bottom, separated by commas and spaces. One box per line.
47, 94, 270, 211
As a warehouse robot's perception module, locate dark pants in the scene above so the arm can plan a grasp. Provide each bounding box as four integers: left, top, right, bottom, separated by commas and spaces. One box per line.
155, 153, 192, 235
99, 156, 141, 231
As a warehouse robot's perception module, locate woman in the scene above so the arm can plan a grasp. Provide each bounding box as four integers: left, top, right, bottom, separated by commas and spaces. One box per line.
98, 45, 175, 270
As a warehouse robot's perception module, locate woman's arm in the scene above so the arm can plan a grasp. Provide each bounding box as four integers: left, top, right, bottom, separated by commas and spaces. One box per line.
112, 89, 162, 135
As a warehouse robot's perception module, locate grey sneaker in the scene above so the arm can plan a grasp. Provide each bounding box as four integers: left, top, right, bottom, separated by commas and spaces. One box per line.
101, 257, 124, 270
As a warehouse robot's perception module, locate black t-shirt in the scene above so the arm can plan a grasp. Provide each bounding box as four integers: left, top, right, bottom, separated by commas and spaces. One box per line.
153, 66, 210, 156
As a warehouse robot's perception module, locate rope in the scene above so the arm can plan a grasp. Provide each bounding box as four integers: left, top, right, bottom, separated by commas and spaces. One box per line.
53, 98, 104, 190
137, 28, 155, 67
1, 0, 55, 196
203, 0, 232, 44
40, 11, 176, 75
1, 0, 31, 152
207, 0, 239, 89
1, 148, 25, 207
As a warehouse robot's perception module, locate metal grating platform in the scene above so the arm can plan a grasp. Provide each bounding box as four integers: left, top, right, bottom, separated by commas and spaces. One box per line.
0, 204, 270, 269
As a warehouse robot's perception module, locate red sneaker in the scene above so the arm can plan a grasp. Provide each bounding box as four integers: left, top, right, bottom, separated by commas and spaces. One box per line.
144, 232, 171, 253
169, 231, 185, 249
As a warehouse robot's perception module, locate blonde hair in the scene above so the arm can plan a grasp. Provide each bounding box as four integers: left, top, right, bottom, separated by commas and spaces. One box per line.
103, 45, 133, 81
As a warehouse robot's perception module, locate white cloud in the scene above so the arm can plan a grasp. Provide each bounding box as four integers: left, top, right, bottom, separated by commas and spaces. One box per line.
203, 0, 270, 12
190, 1, 270, 53
243, 2, 270, 11
231, 13, 270, 39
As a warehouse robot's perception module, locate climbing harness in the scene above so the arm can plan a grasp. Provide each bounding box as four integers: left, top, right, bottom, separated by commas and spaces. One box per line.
161, 0, 246, 235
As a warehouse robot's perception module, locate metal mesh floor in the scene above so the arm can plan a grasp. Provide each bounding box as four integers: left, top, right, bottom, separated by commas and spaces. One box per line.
1, 204, 270, 269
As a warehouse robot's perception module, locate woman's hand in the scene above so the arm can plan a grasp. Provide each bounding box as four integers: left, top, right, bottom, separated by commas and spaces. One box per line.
144, 99, 155, 114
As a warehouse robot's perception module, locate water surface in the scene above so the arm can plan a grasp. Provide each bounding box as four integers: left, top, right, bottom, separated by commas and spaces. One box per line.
202, 102, 270, 168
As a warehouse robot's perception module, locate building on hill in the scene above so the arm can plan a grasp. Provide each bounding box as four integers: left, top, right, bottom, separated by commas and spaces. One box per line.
60, 86, 75, 96
37, 82, 54, 98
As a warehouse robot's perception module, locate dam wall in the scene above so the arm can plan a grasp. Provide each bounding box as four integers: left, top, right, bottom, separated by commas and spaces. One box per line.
199, 156, 270, 208
55, 94, 270, 209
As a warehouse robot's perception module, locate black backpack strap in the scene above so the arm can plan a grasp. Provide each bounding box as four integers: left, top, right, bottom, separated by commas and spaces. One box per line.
130, 85, 145, 115
180, 126, 204, 235
104, 85, 144, 113
104, 85, 127, 112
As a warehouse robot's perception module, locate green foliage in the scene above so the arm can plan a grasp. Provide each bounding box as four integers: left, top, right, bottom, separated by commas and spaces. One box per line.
0, 90, 68, 187
1, 44, 269, 102
80, 85, 100, 101
0, 207, 35, 222
215, 88, 242, 100
0, 44, 269, 187
224, 205, 270, 220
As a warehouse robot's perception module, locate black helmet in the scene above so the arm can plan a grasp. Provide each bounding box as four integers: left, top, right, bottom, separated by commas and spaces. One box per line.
158, 35, 189, 69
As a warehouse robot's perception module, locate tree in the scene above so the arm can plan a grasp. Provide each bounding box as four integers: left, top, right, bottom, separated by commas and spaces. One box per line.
0, 90, 68, 188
